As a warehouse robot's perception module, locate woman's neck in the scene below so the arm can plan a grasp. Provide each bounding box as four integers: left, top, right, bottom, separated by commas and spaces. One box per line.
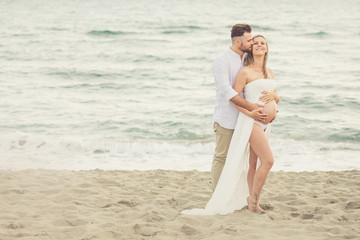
250, 55, 264, 70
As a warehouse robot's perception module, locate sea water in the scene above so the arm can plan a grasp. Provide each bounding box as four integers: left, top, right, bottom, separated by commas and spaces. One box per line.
0, 0, 359, 171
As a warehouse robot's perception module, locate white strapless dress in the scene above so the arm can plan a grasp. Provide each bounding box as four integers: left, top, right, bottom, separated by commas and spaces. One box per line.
182, 79, 276, 215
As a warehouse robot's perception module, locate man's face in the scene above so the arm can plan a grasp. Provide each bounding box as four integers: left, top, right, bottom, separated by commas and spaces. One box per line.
238, 32, 253, 53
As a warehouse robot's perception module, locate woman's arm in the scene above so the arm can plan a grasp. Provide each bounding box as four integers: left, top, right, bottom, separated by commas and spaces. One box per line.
259, 68, 280, 104
232, 69, 251, 114
260, 89, 280, 104
273, 89, 280, 103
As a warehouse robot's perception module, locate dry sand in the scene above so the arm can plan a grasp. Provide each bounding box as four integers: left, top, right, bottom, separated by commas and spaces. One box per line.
0, 169, 359, 240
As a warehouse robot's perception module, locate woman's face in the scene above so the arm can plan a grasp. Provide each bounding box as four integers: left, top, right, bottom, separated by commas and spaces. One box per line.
252, 37, 268, 56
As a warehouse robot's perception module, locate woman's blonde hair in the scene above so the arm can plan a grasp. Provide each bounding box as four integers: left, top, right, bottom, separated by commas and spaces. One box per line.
244, 35, 269, 78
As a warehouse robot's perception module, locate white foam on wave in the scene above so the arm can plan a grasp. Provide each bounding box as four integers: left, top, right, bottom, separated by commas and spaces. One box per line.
0, 132, 214, 171
0, 131, 213, 154
0, 132, 359, 172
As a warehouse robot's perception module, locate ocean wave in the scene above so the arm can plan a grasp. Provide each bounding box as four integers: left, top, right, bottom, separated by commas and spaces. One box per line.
174, 25, 203, 29
159, 25, 205, 34
274, 115, 360, 143
161, 30, 187, 34
48, 70, 124, 80
303, 31, 328, 38
326, 96, 360, 108
0, 132, 213, 155
133, 54, 172, 63
12, 33, 35, 37
328, 128, 360, 142
285, 96, 323, 106
175, 128, 200, 140
225, 24, 275, 31
49, 27, 68, 31
159, 25, 203, 30
1, 132, 358, 172
251, 25, 276, 31
319, 145, 360, 151
123, 125, 208, 141
60, 82, 137, 91
87, 30, 133, 36
282, 94, 360, 111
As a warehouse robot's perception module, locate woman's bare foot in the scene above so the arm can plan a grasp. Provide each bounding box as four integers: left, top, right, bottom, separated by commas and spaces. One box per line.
256, 204, 265, 213
247, 196, 256, 213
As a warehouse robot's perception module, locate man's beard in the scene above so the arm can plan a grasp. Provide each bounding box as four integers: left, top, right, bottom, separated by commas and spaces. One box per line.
239, 44, 251, 53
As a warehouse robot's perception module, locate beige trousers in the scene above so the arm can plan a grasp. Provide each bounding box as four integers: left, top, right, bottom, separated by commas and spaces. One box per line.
211, 122, 234, 190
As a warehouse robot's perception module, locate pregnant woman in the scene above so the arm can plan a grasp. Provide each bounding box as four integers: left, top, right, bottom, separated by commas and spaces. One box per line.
232, 35, 279, 213
182, 35, 280, 215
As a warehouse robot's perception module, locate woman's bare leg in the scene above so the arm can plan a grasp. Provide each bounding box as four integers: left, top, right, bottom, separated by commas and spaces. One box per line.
247, 147, 257, 197
248, 147, 264, 212
247, 123, 274, 212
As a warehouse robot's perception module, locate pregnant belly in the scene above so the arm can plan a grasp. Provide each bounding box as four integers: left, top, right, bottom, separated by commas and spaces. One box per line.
261, 101, 277, 125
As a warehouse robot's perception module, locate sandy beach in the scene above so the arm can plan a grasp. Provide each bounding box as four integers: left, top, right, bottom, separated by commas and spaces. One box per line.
0, 169, 359, 239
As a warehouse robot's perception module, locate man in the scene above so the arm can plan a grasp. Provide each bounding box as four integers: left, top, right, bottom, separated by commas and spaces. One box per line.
211, 24, 267, 190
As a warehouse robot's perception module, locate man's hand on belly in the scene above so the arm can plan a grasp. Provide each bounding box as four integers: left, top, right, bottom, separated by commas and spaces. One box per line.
249, 108, 268, 122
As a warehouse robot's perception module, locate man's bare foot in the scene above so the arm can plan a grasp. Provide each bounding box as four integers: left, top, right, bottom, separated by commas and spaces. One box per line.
247, 196, 256, 213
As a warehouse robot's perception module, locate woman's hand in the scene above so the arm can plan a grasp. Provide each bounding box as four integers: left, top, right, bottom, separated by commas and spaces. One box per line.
259, 91, 275, 103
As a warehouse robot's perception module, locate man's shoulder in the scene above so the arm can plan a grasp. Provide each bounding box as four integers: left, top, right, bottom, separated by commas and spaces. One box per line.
213, 48, 232, 65
214, 48, 230, 59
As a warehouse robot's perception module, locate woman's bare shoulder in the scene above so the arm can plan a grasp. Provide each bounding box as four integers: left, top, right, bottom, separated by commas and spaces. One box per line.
240, 66, 251, 73
235, 67, 251, 84
267, 67, 275, 79
237, 66, 251, 77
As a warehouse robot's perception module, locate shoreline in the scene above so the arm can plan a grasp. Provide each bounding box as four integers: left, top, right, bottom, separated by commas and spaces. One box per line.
1, 169, 359, 239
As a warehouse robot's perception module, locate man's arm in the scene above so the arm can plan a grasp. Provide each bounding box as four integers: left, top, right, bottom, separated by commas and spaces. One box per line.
233, 68, 268, 122
231, 102, 267, 122
212, 57, 258, 111
230, 94, 259, 111
212, 57, 239, 102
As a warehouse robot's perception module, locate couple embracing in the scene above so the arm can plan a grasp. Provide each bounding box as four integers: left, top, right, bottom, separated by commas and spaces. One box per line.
183, 24, 280, 215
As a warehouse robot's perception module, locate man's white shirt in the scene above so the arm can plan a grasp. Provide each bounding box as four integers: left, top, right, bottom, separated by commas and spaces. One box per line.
212, 47, 246, 130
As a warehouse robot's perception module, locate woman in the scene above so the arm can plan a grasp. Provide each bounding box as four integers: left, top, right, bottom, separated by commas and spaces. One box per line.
182, 35, 279, 215
232, 35, 280, 212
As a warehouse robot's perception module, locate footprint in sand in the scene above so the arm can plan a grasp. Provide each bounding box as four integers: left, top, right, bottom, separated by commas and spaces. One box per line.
301, 213, 315, 220
133, 224, 159, 237
345, 202, 360, 210
290, 213, 300, 218
180, 224, 199, 236
167, 198, 186, 209
117, 200, 139, 207
3, 223, 25, 229
52, 219, 87, 227
260, 203, 273, 210
143, 211, 164, 222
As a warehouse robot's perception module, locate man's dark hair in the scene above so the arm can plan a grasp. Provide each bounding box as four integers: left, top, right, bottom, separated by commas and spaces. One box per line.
231, 24, 252, 38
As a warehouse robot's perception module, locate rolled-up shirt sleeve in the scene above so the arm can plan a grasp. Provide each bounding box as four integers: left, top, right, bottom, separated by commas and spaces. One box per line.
212, 57, 238, 102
